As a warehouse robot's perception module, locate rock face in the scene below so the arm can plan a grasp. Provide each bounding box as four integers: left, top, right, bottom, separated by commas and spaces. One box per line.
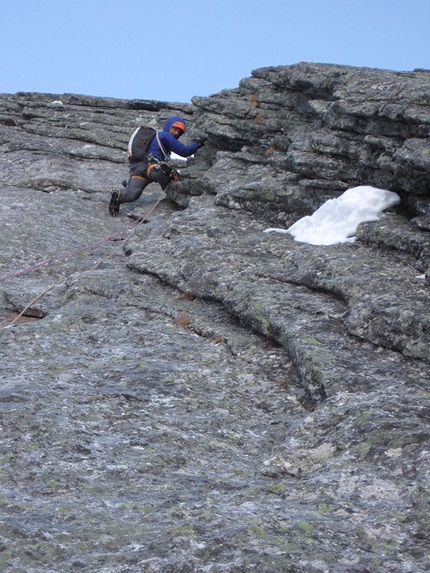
0, 63, 429, 572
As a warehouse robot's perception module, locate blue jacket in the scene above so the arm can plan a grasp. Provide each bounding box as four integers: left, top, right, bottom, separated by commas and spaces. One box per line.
147, 116, 199, 160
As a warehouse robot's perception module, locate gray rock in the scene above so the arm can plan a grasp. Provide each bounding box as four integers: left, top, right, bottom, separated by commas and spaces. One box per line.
0, 63, 429, 572
192, 62, 430, 224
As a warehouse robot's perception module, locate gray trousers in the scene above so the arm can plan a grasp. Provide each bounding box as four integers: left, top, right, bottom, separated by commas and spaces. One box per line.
119, 162, 171, 204
119, 162, 150, 203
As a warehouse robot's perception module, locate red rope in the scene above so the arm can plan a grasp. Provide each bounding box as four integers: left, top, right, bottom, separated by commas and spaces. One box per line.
0, 208, 155, 284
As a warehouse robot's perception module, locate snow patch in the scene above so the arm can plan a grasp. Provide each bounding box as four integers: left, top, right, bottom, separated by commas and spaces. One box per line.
264, 185, 400, 246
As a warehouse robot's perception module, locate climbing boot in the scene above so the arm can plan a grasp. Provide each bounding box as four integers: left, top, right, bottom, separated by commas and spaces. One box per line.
109, 190, 121, 217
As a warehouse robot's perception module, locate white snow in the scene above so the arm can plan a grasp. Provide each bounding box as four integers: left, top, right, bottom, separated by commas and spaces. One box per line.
264, 185, 400, 246
170, 152, 190, 162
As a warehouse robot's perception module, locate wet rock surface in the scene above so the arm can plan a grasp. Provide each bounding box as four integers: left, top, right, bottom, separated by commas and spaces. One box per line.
0, 63, 429, 572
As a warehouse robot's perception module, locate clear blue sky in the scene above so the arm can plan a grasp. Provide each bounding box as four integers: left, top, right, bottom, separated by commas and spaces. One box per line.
1, 0, 429, 103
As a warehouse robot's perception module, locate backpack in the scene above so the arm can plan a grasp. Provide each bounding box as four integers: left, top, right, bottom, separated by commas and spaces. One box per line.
127, 126, 156, 164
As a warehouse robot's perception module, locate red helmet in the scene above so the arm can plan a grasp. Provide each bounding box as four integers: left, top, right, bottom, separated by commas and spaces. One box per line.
171, 121, 186, 134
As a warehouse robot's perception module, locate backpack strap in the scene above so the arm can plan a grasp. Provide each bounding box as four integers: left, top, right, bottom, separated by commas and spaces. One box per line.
155, 131, 169, 161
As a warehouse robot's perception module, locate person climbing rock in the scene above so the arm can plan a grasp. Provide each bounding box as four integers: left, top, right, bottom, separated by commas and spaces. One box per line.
109, 116, 205, 217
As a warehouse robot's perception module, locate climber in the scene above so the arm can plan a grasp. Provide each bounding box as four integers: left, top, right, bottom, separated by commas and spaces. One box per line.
109, 115, 205, 217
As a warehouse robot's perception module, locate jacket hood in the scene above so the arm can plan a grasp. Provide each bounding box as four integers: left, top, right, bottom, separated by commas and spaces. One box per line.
163, 116, 186, 134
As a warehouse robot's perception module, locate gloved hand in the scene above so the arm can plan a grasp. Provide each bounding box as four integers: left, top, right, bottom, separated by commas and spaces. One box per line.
159, 162, 180, 182
160, 162, 173, 176
170, 169, 181, 182
196, 135, 208, 148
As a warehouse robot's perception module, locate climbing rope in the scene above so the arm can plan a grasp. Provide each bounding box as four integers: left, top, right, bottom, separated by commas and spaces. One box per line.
2, 197, 164, 328
0, 206, 153, 284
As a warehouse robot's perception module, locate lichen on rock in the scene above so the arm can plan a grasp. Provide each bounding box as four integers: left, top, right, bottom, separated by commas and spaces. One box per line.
0, 63, 429, 572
